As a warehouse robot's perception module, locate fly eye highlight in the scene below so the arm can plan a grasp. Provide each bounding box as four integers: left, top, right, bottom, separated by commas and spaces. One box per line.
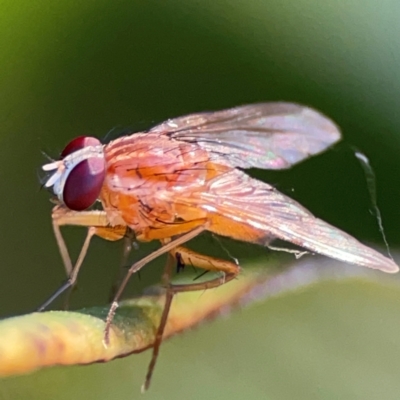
42, 136, 106, 211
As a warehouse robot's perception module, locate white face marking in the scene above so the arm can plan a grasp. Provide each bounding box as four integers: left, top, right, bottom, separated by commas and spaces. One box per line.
42, 145, 105, 202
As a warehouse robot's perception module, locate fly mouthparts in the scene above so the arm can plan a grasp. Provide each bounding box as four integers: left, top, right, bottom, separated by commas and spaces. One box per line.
41, 161, 64, 188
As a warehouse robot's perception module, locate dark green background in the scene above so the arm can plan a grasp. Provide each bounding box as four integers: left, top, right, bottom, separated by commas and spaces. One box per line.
1, 1, 400, 399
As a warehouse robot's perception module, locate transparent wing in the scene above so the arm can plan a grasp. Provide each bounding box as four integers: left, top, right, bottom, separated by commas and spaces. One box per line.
150, 102, 341, 170
171, 169, 398, 273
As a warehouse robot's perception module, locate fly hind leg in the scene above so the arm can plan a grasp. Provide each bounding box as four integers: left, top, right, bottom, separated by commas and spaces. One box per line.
170, 245, 241, 292
142, 245, 240, 391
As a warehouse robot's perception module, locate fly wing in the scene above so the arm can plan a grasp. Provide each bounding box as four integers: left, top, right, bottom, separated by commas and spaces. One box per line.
171, 169, 398, 273
150, 102, 341, 170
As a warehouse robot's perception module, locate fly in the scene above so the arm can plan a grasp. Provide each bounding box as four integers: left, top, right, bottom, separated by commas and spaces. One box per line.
40, 102, 399, 390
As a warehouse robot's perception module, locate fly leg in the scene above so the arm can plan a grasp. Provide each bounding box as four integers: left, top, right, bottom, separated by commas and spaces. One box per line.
169, 245, 241, 291
142, 248, 176, 393
46, 226, 96, 311
108, 228, 137, 302
103, 223, 209, 344
37, 206, 127, 311
142, 245, 241, 391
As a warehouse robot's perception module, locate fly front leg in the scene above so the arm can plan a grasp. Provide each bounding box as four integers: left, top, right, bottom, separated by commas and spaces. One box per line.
51, 205, 127, 275
38, 206, 128, 311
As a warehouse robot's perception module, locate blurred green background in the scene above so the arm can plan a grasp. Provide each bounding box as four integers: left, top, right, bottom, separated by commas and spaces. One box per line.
1, 0, 400, 398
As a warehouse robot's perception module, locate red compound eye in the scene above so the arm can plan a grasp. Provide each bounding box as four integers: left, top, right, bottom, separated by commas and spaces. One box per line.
61, 136, 106, 211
